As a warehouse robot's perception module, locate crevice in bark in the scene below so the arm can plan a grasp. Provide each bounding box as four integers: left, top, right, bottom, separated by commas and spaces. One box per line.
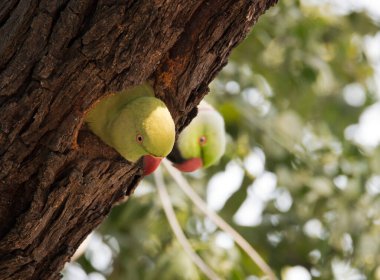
0, 0, 38, 72
0, 0, 20, 27
62, 2, 94, 50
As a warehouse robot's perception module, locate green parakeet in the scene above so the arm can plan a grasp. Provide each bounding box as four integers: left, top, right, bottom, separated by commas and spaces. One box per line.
168, 101, 226, 172
85, 84, 175, 175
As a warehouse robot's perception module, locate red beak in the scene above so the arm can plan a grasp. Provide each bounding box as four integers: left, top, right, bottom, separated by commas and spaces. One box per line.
173, 158, 203, 172
143, 155, 162, 175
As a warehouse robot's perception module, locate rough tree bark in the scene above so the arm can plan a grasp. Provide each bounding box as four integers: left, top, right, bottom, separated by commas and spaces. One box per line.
0, 0, 277, 279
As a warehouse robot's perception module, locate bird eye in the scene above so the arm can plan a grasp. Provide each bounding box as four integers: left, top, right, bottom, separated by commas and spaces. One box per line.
199, 136, 207, 146
136, 134, 144, 143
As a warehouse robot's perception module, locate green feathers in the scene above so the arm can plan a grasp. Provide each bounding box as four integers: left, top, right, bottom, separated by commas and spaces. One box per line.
85, 85, 225, 174
175, 101, 226, 170
85, 84, 175, 163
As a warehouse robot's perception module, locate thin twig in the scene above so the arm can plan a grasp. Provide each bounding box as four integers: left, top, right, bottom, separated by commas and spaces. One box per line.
162, 159, 277, 280
154, 167, 222, 280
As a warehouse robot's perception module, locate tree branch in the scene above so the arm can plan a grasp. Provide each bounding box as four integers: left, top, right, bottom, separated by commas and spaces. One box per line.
162, 159, 277, 280
154, 167, 221, 280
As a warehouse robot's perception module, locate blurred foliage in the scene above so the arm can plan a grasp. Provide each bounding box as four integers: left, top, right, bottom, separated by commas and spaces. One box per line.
65, 0, 380, 279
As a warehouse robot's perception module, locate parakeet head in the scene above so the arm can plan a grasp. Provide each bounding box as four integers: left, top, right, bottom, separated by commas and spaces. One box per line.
173, 101, 226, 172
110, 96, 175, 172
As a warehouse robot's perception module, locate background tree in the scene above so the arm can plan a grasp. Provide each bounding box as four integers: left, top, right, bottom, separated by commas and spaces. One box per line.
65, 0, 380, 279
0, 0, 277, 279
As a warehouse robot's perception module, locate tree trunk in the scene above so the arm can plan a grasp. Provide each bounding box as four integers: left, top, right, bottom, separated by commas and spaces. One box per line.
0, 0, 277, 279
